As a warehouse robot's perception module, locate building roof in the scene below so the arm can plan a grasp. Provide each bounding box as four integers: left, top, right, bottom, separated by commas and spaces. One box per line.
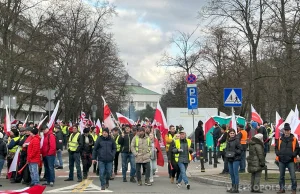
126, 85, 160, 95
126, 75, 142, 86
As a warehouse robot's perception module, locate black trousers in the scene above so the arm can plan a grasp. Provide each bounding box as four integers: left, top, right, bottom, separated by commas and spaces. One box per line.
81, 153, 92, 177
136, 163, 150, 181
114, 152, 120, 173
16, 154, 31, 183
171, 162, 180, 180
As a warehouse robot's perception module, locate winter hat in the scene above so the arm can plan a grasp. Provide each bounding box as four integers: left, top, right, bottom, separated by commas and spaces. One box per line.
254, 133, 263, 142
102, 128, 109, 134
284, 123, 291, 131
83, 128, 90, 133
221, 124, 227, 130
31, 128, 39, 135
238, 124, 244, 129
251, 122, 258, 129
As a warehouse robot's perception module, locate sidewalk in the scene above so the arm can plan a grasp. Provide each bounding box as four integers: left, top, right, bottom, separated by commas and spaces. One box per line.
187, 151, 279, 187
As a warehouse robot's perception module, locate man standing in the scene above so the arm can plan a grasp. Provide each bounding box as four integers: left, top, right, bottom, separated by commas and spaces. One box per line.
81, 128, 94, 179
54, 125, 64, 169
172, 130, 192, 190
165, 125, 177, 178
60, 121, 68, 150
275, 123, 299, 194
131, 127, 152, 186
237, 124, 247, 173
41, 125, 56, 187
219, 124, 229, 174
194, 120, 204, 150
27, 128, 41, 186
92, 128, 116, 190
65, 125, 83, 182
118, 125, 136, 183
213, 123, 221, 159
112, 128, 121, 176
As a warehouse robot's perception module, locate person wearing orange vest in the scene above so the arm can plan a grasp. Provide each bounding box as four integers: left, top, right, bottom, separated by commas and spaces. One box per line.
275, 123, 299, 194
237, 124, 248, 173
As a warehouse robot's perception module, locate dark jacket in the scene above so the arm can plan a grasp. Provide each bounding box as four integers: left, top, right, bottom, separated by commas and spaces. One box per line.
247, 137, 265, 173
257, 126, 268, 142
167, 140, 177, 165
0, 139, 7, 159
213, 127, 221, 141
275, 134, 299, 163
92, 135, 116, 162
81, 134, 94, 154
55, 130, 64, 151
225, 136, 242, 162
219, 131, 228, 144
118, 132, 134, 153
195, 124, 204, 143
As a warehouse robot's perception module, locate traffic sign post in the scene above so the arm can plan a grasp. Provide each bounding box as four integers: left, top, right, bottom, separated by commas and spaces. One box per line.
224, 88, 242, 107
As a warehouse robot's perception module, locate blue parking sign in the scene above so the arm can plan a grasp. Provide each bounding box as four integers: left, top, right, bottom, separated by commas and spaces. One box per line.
187, 84, 198, 112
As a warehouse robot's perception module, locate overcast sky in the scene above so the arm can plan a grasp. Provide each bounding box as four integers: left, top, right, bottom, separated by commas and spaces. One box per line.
106, 0, 208, 93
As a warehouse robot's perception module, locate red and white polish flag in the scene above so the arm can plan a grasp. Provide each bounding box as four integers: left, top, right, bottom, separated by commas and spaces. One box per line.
101, 96, 115, 130
275, 111, 283, 139
251, 104, 263, 125
153, 101, 168, 144
95, 119, 102, 135
116, 112, 135, 125
0, 185, 46, 194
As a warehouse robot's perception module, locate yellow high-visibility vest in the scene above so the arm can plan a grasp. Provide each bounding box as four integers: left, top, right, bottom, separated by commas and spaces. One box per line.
174, 138, 192, 162
68, 132, 80, 152
135, 136, 150, 152
61, 126, 68, 135
91, 133, 98, 148
9, 136, 20, 153
115, 135, 120, 152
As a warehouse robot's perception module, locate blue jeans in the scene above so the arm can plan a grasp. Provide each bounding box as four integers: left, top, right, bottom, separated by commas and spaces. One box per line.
0, 159, 4, 176
121, 152, 136, 178
43, 156, 55, 183
29, 163, 39, 185
279, 162, 297, 191
55, 150, 63, 167
99, 161, 112, 187
228, 161, 240, 184
69, 152, 82, 180
240, 150, 246, 171
177, 162, 189, 185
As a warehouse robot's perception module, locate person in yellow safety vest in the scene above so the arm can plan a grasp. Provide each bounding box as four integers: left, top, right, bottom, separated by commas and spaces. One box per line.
275, 123, 299, 194
112, 128, 121, 176
131, 127, 152, 186
237, 124, 247, 173
7, 129, 20, 182
64, 125, 83, 182
172, 130, 192, 190
218, 124, 229, 174
165, 125, 177, 178
60, 121, 68, 149
91, 127, 99, 174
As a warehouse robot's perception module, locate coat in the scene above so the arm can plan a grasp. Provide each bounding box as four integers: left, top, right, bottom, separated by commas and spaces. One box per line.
55, 130, 64, 151
27, 135, 41, 163
118, 132, 134, 153
275, 134, 299, 163
247, 137, 265, 173
225, 136, 242, 162
131, 135, 151, 163
41, 131, 56, 157
0, 138, 7, 159
92, 135, 116, 162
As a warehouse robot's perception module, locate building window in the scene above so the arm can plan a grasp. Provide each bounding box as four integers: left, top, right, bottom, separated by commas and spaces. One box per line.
138, 102, 144, 107
152, 102, 157, 107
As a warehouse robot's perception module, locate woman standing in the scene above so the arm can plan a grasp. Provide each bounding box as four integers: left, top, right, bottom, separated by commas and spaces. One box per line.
225, 129, 242, 193
247, 134, 265, 193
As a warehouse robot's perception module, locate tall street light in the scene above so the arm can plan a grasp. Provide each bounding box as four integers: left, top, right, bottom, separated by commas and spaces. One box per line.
128, 96, 133, 119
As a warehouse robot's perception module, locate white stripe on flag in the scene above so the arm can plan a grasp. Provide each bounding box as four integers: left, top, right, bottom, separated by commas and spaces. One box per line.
8, 147, 20, 173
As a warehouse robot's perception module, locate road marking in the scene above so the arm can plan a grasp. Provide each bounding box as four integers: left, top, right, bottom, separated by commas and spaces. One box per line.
57, 175, 160, 178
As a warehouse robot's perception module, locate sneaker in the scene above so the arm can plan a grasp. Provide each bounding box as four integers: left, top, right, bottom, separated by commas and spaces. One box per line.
64, 178, 73, 181
101, 186, 105, 190
56, 166, 63, 169
186, 184, 190, 190
40, 177, 47, 181
77, 179, 82, 182
106, 180, 109, 188
145, 180, 152, 186
138, 180, 142, 186
150, 178, 153, 183
177, 183, 181, 188
50, 182, 54, 187
123, 178, 127, 182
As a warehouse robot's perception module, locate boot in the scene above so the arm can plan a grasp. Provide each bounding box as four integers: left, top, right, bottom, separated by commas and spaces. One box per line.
170, 177, 174, 184
130, 176, 136, 183
277, 190, 285, 194
230, 184, 239, 193
291, 191, 296, 194
227, 184, 233, 192
138, 180, 142, 186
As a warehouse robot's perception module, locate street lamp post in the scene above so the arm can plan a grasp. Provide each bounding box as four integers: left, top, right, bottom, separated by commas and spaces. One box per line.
128, 97, 133, 119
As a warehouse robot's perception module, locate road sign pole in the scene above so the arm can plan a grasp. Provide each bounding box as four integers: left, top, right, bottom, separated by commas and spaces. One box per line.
192, 110, 195, 146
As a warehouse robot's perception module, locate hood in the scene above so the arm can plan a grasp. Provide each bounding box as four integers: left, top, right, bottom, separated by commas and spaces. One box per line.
198, 120, 203, 127
250, 137, 264, 146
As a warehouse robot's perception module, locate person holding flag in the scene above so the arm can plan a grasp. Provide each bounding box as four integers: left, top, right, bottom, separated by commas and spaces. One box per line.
7, 128, 20, 183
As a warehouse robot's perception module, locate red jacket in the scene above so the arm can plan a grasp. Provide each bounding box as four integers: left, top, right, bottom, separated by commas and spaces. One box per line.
41, 131, 56, 157
27, 135, 41, 163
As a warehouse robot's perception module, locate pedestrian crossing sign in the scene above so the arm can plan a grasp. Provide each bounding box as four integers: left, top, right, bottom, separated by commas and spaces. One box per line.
223, 88, 242, 107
